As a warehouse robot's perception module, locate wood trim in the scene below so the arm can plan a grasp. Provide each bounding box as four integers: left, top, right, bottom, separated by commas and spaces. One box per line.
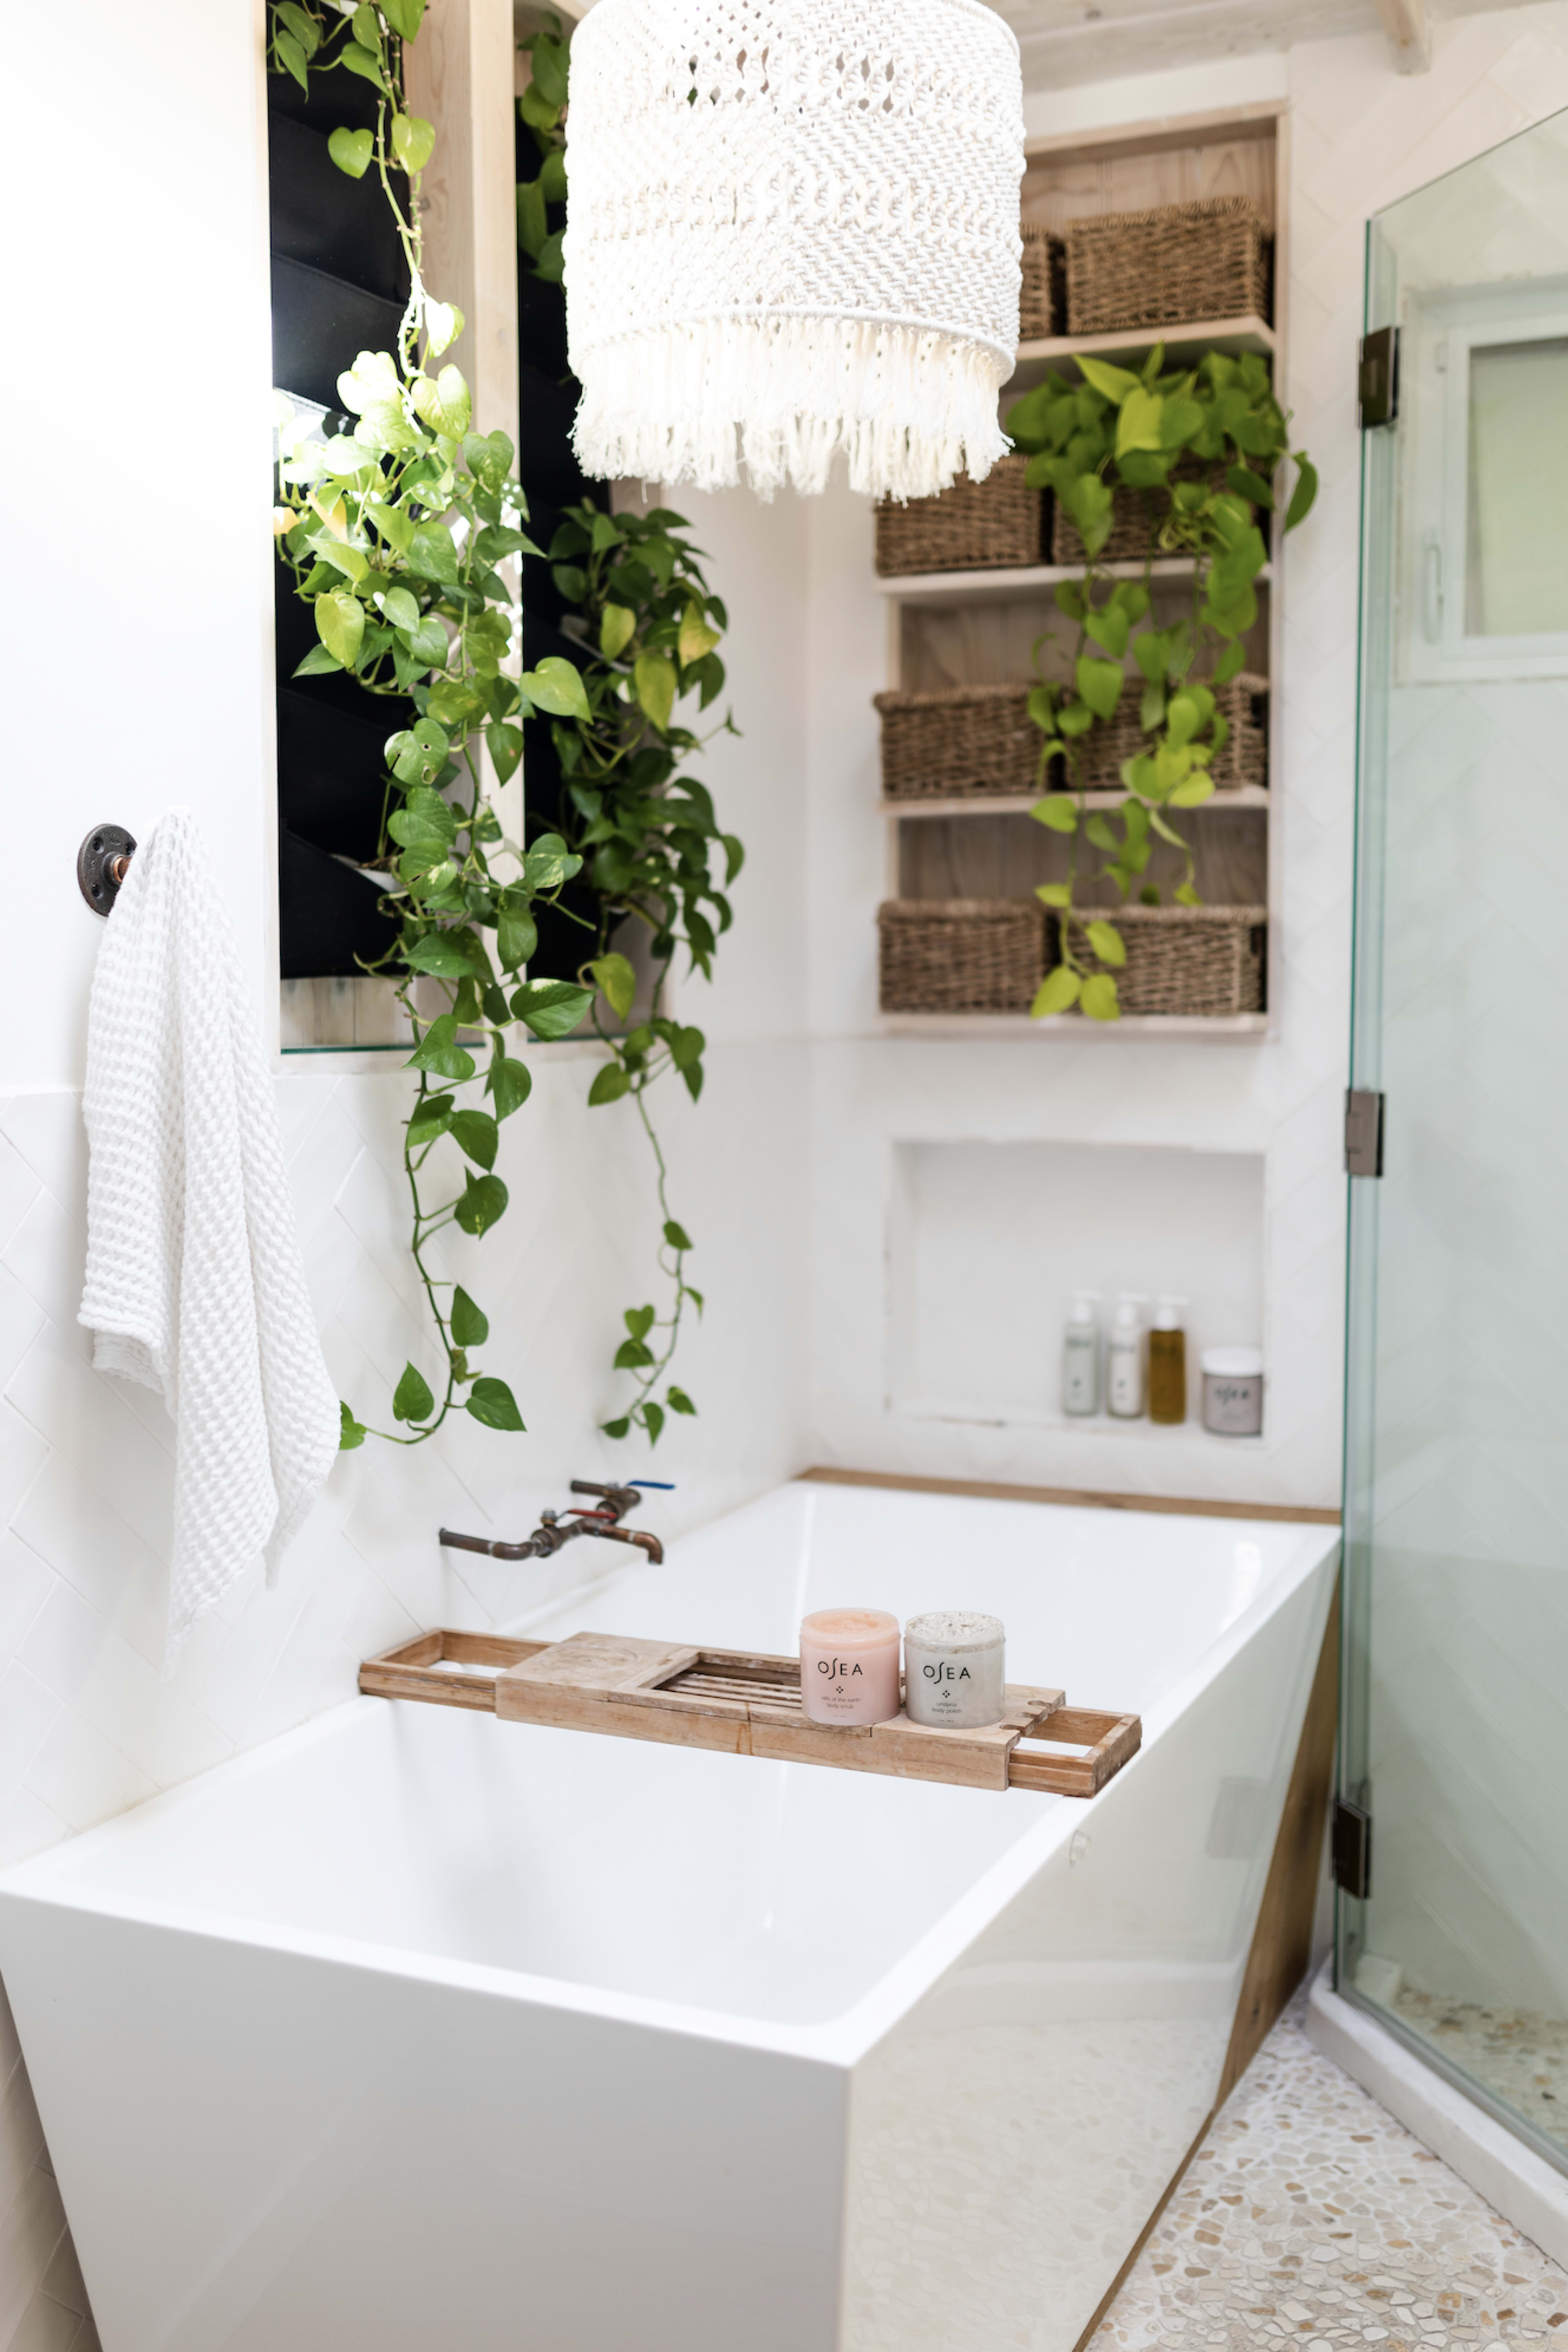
1069, 1568, 1339, 2348
1071, 2106, 1218, 2352
798, 1466, 1341, 1526
1025, 99, 1285, 168
1215, 1574, 1340, 2104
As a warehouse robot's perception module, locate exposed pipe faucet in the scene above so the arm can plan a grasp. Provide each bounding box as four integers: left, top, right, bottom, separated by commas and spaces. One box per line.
439, 1479, 665, 1565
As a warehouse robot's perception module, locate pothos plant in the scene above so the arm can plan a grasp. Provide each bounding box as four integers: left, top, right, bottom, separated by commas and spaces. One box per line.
1004, 346, 1316, 1020
515, 16, 569, 286
268, 0, 601, 1449
539, 500, 740, 1446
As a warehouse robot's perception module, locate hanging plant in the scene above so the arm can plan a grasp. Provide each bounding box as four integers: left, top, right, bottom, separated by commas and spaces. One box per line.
540, 500, 742, 1446
268, 0, 596, 1448
516, 17, 569, 287
1004, 347, 1316, 1019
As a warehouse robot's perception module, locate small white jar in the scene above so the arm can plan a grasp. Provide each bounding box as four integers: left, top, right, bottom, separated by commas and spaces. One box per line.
1201, 1346, 1264, 1436
903, 1612, 1007, 1728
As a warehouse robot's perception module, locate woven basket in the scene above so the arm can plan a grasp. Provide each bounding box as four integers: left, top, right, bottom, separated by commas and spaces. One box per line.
875, 454, 1045, 577
874, 684, 1040, 801
1049, 459, 1230, 566
1065, 196, 1269, 337
1067, 904, 1266, 1017
878, 900, 1046, 1013
1053, 673, 1268, 792
1020, 223, 1065, 341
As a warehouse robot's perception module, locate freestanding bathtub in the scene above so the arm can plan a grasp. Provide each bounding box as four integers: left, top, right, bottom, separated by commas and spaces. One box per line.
0, 1477, 1338, 2352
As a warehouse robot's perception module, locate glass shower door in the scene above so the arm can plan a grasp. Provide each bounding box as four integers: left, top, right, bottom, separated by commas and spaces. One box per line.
1341, 107, 1568, 2173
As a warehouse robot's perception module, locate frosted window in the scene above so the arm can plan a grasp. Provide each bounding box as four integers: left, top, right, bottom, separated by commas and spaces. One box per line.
1465, 338, 1568, 636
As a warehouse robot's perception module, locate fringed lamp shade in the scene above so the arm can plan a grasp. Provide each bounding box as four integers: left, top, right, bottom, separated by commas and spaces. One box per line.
563, 0, 1025, 500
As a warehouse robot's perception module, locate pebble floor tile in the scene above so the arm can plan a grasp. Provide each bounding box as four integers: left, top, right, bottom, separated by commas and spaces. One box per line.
1392, 1992, 1568, 2167
1088, 1989, 1568, 2351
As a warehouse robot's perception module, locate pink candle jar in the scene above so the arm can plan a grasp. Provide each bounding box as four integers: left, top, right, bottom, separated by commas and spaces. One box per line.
800, 1609, 902, 1726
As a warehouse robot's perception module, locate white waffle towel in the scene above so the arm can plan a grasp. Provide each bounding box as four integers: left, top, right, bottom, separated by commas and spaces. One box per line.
79, 808, 341, 1660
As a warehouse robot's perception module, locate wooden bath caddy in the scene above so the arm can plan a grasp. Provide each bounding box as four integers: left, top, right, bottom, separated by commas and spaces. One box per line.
360, 1629, 1141, 1797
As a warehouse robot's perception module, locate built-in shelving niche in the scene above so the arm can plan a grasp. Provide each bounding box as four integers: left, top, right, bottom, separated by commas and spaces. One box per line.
877, 101, 1288, 1039
887, 1139, 1266, 1436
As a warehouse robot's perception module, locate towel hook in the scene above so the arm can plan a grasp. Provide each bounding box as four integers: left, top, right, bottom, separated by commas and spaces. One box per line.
77, 824, 136, 916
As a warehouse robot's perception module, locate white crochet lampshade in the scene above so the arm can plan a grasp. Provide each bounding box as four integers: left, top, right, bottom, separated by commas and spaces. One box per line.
562, 0, 1025, 500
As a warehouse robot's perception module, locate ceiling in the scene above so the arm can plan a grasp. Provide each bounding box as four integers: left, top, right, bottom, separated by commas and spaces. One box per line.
986, 0, 1521, 89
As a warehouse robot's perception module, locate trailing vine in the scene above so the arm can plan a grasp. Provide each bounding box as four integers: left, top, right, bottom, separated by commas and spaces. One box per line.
516, 17, 568, 287
1004, 347, 1316, 1019
539, 500, 739, 1446
269, 0, 598, 1448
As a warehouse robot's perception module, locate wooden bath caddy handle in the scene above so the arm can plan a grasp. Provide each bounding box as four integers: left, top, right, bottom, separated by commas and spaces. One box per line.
359, 1629, 1141, 1798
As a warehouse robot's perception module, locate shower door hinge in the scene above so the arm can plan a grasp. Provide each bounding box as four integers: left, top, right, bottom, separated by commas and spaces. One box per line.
1345, 1089, 1385, 1178
1358, 326, 1400, 428
1332, 1798, 1373, 1899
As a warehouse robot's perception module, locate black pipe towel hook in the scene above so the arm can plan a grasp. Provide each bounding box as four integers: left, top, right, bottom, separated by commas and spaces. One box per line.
77, 824, 136, 916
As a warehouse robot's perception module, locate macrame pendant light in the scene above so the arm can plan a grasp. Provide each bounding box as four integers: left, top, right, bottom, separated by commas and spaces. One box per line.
563, 0, 1025, 501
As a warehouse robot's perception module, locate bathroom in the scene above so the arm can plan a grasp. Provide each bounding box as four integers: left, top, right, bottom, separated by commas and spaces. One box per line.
3, 0, 1568, 2345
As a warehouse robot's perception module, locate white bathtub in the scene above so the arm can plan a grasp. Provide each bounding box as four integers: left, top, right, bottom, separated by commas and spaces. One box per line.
0, 1478, 1337, 2352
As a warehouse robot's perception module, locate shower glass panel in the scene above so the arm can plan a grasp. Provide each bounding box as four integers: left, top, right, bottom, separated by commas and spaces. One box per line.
1342, 107, 1568, 2175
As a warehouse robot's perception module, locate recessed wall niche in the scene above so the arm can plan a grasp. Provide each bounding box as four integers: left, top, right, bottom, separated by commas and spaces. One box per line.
887, 1139, 1265, 1429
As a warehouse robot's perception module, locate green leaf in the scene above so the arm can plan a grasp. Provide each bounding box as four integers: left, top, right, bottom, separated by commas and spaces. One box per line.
406, 1091, 454, 1147
488, 721, 523, 785
589, 953, 637, 1019
1085, 813, 1117, 851
466, 1376, 525, 1432
1080, 973, 1121, 1022
599, 604, 636, 660
615, 1338, 655, 1370
449, 1109, 498, 1170
486, 1051, 532, 1119
1166, 691, 1202, 749
1084, 601, 1129, 659
528, 30, 569, 105
588, 1063, 631, 1106
633, 650, 676, 732
679, 602, 721, 664
663, 1220, 693, 1252
519, 655, 590, 720
381, 585, 421, 632
601, 1416, 631, 1440
450, 1285, 489, 1348
390, 111, 436, 175
1284, 452, 1319, 533
667, 1385, 697, 1416
1036, 882, 1072, 908
274, 27, 310, 89
393, 1361, 435, 1424
407, 1014, 476, 1083
1116, 385, 1165, 457
328, 127, 373, 179
405, 932, 477, 979
1076, 655, 1124, 720
1227, 463, 1272, 508
1031, 965, 1082, 1018
380, 0, 427, 34
1031, 795, 1078, 834
1078, 355, 1141, 402
518, 79, 560, 131
641, 1400, 666, 1446
1169, 776, 1215, 808
315, 589, 364, 668
338, 1399, 368, 1450
1085, 919, 1126, 968
292, 644, 343, 679
1212, 639, 1246, 685
625, 1305, 655, 1342
406, 523, 460, 584
339, 42, 387, 89
454, 1171, 509, 1237
510, 980, 592, 1039
496, 906, 537, 973
411, 363, 473, 441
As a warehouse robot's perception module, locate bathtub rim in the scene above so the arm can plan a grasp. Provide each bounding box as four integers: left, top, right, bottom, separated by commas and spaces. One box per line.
0, 1488, 1341, 2071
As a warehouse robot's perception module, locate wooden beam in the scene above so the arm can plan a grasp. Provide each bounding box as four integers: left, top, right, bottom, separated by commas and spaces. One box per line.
1372, 0, 1431, 73
800, 1465, 1341, 1527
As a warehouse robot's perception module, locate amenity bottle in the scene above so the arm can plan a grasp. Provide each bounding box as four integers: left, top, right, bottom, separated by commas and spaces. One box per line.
1107, 1294, 1145, 1419
1062, 1291, 1101, 1416
1148, 1296, 1187, 1425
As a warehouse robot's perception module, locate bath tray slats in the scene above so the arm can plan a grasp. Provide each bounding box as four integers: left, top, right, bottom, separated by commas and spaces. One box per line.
359, 1630, 1141, 1797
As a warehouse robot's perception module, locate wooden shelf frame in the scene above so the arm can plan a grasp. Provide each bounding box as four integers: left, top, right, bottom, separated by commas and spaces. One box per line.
1007, 313, 1275, 393
882, 788, 1268, 820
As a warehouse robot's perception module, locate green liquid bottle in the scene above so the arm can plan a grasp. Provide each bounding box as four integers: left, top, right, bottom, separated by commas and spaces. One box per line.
1148, 1296, 1187, 1426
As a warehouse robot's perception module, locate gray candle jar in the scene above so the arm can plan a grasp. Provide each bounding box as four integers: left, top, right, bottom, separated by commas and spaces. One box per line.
1201, 1347, 1264, 1436
903, 1611, 1007, 1728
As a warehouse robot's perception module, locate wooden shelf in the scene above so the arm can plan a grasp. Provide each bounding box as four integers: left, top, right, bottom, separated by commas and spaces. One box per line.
876, 1012, 1268, 1039
1007, 315, 1275, 394
881, 787, 1268, 820
878, 559, 1272, 606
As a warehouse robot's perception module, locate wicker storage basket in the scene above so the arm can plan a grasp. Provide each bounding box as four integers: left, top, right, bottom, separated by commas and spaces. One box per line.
1052, 673, 1268, 792
875, 454, 1045, 577
1049, 459, 1229, 566
878, 900, 1046, 1013
1065, 196, 1269, 337
874, 684, 1040, 801
1067, 904, 1266, 1017
1020, 222, 1066, 341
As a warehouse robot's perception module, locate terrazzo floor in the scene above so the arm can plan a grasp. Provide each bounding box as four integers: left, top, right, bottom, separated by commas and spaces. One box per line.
1088, 1989, 1568, 2351
1391, 1991, 1568, 2167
